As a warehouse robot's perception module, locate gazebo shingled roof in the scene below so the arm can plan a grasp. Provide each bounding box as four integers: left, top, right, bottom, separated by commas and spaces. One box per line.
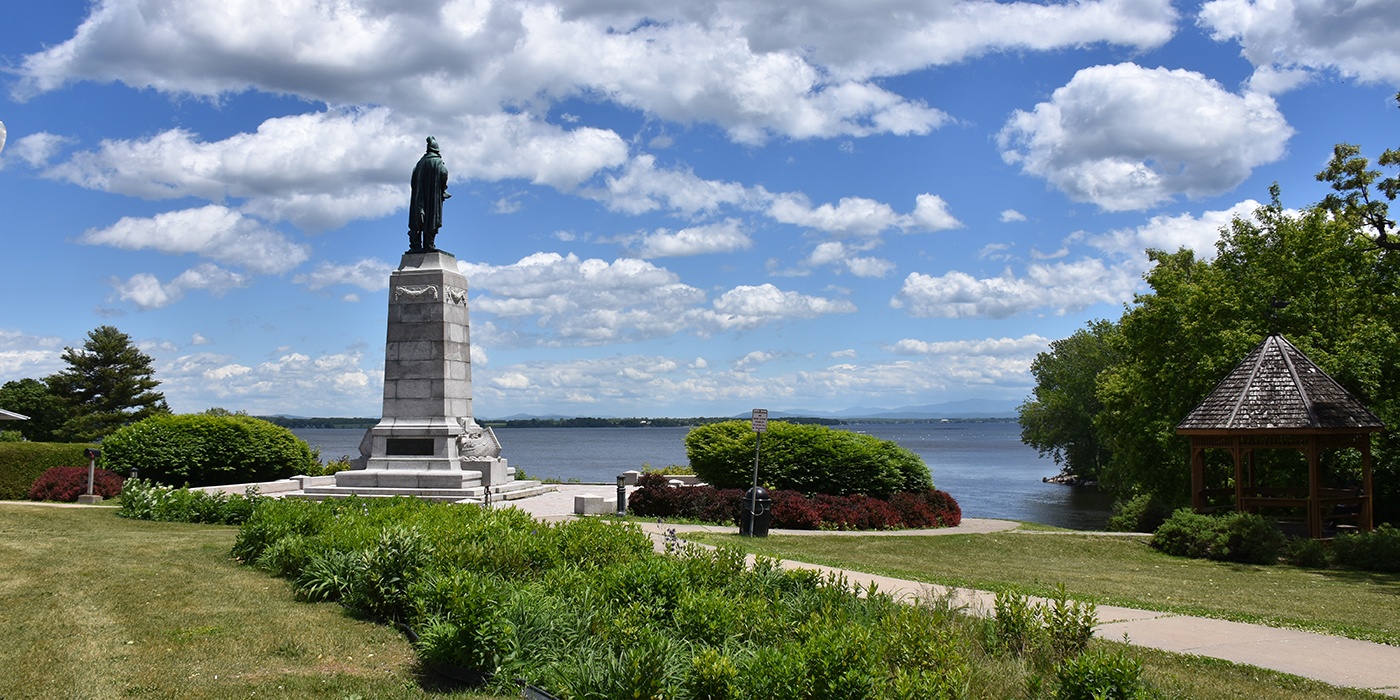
1176, 333, 1383, 538
1177, 334, 1382, 433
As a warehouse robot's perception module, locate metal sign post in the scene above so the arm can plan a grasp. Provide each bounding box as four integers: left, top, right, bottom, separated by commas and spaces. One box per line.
79, 448, 102, 504
747, 408, 767, 535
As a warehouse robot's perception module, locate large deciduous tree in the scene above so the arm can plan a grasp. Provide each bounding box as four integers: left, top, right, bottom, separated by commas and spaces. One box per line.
1018, 319, 1118, 483
45, 326, 170, 441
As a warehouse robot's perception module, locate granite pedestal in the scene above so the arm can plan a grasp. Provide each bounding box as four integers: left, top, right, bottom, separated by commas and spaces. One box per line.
308, 250, 548, 503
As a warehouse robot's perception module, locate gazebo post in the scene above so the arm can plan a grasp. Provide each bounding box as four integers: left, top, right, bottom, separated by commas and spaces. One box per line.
1307, 440, 1322, 540
1191, 442, 1205, 512
1362, 440, 1374, 533
1232, 439, 1245, 514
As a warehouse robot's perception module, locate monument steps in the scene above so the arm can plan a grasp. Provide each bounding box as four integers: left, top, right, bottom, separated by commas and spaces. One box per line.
296, 480, 556, 504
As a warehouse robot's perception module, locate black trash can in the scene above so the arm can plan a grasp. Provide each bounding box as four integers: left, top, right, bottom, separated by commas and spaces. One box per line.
739, 485, 772, 537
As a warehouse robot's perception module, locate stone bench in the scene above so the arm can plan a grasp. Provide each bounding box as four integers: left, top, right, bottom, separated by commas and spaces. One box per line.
574, 494, 617, 515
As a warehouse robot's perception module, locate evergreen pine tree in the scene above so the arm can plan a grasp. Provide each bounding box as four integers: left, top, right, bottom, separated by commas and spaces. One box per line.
45, 325, 169, 441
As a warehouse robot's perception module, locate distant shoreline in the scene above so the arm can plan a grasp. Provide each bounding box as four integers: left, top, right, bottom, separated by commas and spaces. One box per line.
261, 416, 1017, 429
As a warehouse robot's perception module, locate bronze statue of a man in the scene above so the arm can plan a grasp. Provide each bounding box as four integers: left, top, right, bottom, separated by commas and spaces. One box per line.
408, 136, 450, 253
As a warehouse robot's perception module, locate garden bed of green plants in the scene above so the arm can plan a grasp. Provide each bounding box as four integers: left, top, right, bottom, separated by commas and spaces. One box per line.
226, 496, 1391, 699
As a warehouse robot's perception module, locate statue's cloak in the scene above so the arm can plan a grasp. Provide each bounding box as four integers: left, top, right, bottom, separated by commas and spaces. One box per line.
409, 149, 448, 233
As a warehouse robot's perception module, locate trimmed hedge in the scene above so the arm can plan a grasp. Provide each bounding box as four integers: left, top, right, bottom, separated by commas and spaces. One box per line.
627, 473, 961, 530
27, 466, 125, 502
100, 414, 317, 487
0, 442, 101, 500
685, 420, 933, 498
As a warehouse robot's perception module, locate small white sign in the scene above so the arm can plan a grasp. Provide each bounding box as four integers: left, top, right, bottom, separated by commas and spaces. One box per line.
751, 408, 768, 432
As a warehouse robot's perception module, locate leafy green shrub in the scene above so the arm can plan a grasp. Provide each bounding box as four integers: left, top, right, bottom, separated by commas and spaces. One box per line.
1107, 493, 1170, 533
1331, 525, 1400, 572
100, 413, 316, 487
990, 587, 1097, 663
0, 442, 100, 500
116, 478, 262, 524
1151, 509, 1284, 564
685, 420, 932, 497
0, 430, 22, 442
1215, 511, 1286, 564
1285, 537, 1330, 568
26, 466, 124, 502
1053, 648, 1151, 700
1149, 509, 1218, 559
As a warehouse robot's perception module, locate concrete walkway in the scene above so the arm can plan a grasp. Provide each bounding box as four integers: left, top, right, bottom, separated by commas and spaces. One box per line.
503, 485, 1400, 697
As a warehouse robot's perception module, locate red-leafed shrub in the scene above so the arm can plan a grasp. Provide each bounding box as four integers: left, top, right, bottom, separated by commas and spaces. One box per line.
770, 489, 822, 529
699, 487, 746, 524
890, 489, 962, 528
626, 473, 688, 517
813, 493, 903, 530
628, 477, 961, 531
27, 466, 125, 502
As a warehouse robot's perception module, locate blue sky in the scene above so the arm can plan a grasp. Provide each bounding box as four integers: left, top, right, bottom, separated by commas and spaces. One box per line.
1, 0, 1397, 419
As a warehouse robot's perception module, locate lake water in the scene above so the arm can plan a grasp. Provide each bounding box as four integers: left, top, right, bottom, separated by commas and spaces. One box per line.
293, 421, 1113, 530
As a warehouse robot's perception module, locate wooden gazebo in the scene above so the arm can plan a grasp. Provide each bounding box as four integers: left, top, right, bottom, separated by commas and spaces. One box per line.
1176, 333, 1383, 539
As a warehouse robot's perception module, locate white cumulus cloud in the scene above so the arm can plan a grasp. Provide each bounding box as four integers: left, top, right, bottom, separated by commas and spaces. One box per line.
998, 63, 1292, 211
634, 220, 753, 258
1200, 0, 1400, 89
892, 258, 1139, 318
80, 205, 309, 274
111, 264, 251, 310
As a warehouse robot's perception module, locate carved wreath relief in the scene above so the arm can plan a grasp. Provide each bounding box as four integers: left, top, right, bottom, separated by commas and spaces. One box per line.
394, 284, 440, 302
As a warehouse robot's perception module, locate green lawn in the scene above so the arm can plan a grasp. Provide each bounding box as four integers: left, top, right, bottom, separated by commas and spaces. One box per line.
2, 504, 1392, 699
0, 503, 502, 700
686, 529, 1400, 646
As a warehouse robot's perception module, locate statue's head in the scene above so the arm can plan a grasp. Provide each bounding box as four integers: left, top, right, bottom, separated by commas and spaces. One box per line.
425, 136, 440, 153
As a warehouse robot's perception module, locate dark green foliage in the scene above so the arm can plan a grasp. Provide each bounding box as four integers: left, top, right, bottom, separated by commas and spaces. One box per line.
1019, 320, 1118, 482
0, 378, 67, 442
1053, 648, 1151, 700
1150, 509, 1285, 565
1331, 525, 1400, 572
1106, 493, 1170, 533
44, 326, 169, 441
26, 466, 124, 502
116, 479, 263, 524
685, 420, 932, 497
100, 413, 317, 487
0, 442, 100, 500
1285, 538, 1330, 569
